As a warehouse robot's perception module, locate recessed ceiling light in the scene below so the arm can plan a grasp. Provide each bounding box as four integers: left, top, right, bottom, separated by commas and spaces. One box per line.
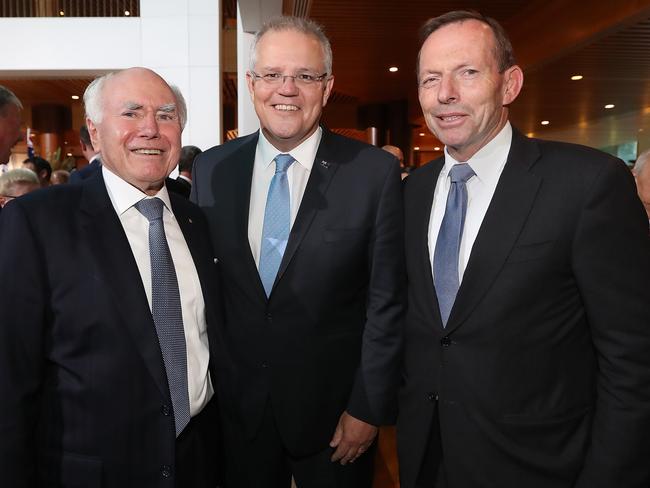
434, 146, 441, 151
124, 10, 131, 16
413, 146, 420, 151
388, 66, 398, 73
419, 132, 425, 136
541, 120, 550, 126
59, 10, 64, 16
66, 153, 72, 157
570, 75, 583, 81
71, 95, 79, 100
604, 104, 615, 109
527, 132, 535, 137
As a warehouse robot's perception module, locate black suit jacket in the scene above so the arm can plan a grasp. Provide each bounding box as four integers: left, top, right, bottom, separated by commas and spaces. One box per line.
0, 172, 221, 487
192, 128, 405, 456
397, 129, 650, 488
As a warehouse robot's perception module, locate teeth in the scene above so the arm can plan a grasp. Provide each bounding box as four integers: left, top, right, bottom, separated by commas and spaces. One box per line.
134, 149, 162, 155
274, 104, 298, 111
439, 115, 462, 121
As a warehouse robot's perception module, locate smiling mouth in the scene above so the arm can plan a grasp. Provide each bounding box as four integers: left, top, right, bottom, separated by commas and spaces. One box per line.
132, 149, 163, 155
437, 114, 464, 122
273, 104, 299, 111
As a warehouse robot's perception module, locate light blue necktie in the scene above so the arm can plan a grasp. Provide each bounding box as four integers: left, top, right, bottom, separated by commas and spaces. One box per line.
135, 197, 191, 436
259, 154, 295, 297
433, 164, 476, 326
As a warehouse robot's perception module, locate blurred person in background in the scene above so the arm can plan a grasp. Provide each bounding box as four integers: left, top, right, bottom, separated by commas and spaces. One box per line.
0, 85, 23, 168
70, 124, 101, 183
50, 169, 70, 185
0, 167, 39, 209
22, 156, 51, 187
632, 149, 650, 223
174, 145, 202, 199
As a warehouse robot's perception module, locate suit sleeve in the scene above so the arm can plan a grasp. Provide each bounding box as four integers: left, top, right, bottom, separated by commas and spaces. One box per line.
0, 202, 47, 486
346, 160, 406, 426
572, 160, 650, 487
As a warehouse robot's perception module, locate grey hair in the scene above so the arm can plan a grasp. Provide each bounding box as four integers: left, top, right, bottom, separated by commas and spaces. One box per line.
249, 15, 332, 75
633, 149, 650, 175
83, 70, 187, 129
0, 85, 23, 115
0, 168, 39, 195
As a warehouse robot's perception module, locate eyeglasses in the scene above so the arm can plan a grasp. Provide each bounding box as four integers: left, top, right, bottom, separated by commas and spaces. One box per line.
249, 71, 329, 86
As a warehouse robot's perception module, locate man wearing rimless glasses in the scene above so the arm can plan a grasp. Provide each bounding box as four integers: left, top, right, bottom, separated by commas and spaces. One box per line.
192, 15, 405, 488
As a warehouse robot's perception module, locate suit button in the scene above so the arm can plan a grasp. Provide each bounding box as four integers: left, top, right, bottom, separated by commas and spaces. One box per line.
261, 361, 269, 369
161, 465, 172, 478
440, 336, 451, 347
266, 313, 272, 322
161, 404, 171, 416
427, 392, 438, 402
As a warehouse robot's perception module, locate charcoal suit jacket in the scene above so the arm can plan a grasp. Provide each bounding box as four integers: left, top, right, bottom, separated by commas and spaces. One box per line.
0, 171, 221, 487
191, 128, 405, 456
397, 128, 650, 488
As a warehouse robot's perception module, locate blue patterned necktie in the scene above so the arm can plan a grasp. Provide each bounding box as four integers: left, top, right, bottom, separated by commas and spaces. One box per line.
259, 154, 295, 297
135, 197, 190, 436
433, 163, 476, 327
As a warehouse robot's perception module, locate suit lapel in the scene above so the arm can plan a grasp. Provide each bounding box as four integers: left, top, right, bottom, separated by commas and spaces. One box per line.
445, 130, 542, 332
413, 159, 445, 325
80, 172, 170, 400
224, 133, 268, 301
273, 129, 339, 288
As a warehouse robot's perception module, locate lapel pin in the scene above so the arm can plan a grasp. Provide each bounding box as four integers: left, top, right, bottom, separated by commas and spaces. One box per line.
213, 257, 218, 264
188, 218, 193, 224
320, 160, 330, 169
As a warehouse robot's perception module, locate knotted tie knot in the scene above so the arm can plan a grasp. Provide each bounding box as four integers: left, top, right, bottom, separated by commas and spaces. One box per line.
135, 197, 164, 222
448, 163, 475, 184
274, 154, 294, 174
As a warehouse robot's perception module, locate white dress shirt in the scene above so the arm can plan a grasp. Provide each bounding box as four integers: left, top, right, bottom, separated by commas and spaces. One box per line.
428, 122, 513, 282
248, 127, 322, 267
102, 166, 213, 416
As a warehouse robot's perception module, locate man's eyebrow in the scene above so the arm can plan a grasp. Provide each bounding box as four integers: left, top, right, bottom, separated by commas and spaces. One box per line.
158, 104, 177, 113
124, 101, 143, 110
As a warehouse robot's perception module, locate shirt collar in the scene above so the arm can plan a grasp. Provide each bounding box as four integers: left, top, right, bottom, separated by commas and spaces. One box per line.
258, 126, 322, 172
443, 122, 512, 182
102, 165, 173, 216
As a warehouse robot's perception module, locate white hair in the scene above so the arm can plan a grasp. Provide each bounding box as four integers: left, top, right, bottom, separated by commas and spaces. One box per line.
0, 168, 39, 195
83, 70, 187, 129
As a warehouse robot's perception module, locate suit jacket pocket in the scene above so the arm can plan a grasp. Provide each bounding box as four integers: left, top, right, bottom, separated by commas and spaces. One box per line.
39, 450, 103, 488
323, 227, 367, 243
506, 240, 555, 264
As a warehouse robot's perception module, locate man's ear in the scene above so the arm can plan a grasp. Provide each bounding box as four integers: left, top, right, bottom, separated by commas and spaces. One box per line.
502, 65, 523, 106
86, 118, 101, 151
322, 75, 334, 107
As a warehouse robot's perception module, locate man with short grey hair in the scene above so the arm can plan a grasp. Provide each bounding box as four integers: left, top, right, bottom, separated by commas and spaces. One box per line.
0, 85, 23, 166
192, 14, 404, 488
632, 149, 650, 221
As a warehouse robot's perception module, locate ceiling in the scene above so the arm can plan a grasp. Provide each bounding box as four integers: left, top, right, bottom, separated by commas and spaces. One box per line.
305, 0, 650, 153
3, 0, 650, 157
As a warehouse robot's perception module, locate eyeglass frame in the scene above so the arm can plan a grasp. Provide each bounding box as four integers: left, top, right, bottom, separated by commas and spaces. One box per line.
248, 71, 330, 86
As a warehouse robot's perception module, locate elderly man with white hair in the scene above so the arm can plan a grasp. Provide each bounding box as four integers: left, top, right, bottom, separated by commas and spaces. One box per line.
0, 67, 222, 488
